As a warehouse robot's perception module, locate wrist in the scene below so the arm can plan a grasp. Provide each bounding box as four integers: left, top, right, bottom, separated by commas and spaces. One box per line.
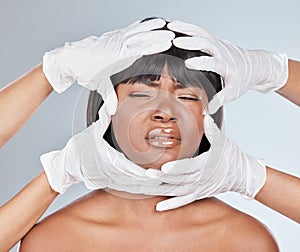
34, 64, 53, 93
42, 49, 76, 93
40, 150, 68, 194
242, 158, 267, 199
251, 50, 288, 93
39, 171, 59, 196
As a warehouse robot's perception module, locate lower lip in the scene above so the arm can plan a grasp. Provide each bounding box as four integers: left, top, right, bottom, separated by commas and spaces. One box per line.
148, 137, 180, 148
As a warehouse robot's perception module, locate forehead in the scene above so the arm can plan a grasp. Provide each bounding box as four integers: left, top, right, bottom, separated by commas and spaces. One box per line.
110, 54, 218, 105
112, 55, 208, 87
116, 75, 204, 93
117, 64, 204, 94
115, 75, 209, 109
116, 64, 206, 89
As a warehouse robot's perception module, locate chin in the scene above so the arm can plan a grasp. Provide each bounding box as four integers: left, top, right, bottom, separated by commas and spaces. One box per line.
137, 153, 181, 170
124, 146, 197, 169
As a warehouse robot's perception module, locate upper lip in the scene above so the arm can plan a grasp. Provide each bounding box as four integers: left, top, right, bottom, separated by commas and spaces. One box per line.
145, 128, 181, 140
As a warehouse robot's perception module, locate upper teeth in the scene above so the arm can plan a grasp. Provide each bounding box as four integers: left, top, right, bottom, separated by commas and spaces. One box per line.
152, 136, 173, 139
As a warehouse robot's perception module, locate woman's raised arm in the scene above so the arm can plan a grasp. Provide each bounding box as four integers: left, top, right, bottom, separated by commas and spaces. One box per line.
276, 59, 300, 106
0, 172, 58, 252
0, 64, 53, 147
256, 167, 300, 223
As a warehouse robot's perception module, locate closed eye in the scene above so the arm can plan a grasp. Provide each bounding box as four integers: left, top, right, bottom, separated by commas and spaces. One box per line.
129, 92, 152, 98
178, 96, 201, 101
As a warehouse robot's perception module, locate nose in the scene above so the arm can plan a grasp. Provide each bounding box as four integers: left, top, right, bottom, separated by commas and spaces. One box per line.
150, 92, 177, 123
151, 111, 177, 122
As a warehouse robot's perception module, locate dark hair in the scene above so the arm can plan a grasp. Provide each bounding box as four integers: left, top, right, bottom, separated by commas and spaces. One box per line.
87, 18, 223, 155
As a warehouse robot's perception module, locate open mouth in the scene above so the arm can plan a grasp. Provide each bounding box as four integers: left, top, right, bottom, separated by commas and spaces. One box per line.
146, 128, 181, 148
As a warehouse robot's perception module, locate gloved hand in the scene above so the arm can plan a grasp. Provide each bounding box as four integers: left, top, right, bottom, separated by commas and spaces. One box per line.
41, 104, 169, 194
167, 20, 288, 114
143, 115, 266, 211
43, 18, 175, 93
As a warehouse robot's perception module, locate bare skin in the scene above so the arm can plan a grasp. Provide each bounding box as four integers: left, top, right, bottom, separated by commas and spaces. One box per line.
1, 57, 300, 251
0, 172, 58, 252
0, 64, 53, 147
20, 190, 278, 252
0, 65, 58, 252
256, 166, 300, 223
276, 59, 300, 106
20, 68, 278, 251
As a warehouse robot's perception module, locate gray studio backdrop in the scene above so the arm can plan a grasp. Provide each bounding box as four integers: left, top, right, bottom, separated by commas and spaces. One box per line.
1, 0, 299, 251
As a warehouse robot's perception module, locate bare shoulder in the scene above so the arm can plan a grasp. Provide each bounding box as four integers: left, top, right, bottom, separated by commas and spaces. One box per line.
224, 213, 278, 251
189, 198, 278, 251
20, 203, 81, 251
20, 190, 108, 252
20, 219, 65, 252
216, 201, 278, 251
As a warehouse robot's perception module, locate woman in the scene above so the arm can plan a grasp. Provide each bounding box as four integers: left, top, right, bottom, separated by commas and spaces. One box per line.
1, 18, 299, 251
19, 28, 278, 251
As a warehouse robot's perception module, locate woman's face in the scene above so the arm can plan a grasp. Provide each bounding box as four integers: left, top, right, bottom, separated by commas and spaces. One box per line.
112, 66, 207, 169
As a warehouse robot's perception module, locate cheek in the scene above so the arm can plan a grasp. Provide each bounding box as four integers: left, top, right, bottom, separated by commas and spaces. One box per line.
195, 114, 205, 135
112, 109, 149, 153
178, 109, 204, 155
112, 99, 137, 143
127, 118, 149, 152
193, 105, 205, 135
182, 116, 204, 142
112, 113, 130, 151
192, 111, 204, 141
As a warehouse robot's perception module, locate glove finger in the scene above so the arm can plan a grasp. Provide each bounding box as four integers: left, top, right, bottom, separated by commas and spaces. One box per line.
145, 168, 165, 178
117, 185, 166, 195
184, 57, 226, 77
111, 175, 163, 187
126, 30, 174, 55
208, 87, 239, 114
137, 182, 196, 196
159, 172, 203, 185
64, 36, 98, 49
110, 161, 149, 180
161, 152, 209, 175
146, 168, 205, 186
156, 194, 197, 211
106, 183, 162, 195
145, 168, 203, 185
125, 18, 166, 37
127, 30, 175, 45
110, 157, 172, 186
141, 185, 176, 196
167, 20, 212, 38
98, 165, 164, 188
150, 30, 175, 40
173, 37, 216, 56
161, 159, 191, 174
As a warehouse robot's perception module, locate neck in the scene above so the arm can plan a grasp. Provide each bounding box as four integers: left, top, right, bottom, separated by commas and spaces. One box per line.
104, 188, 170, 216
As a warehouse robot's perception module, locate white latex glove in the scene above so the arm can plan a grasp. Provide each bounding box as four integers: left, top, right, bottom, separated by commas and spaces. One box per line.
143, 115, 266, 211
41, 104, 168, 194
43, 18, 175, 93
167, 20, 288, 114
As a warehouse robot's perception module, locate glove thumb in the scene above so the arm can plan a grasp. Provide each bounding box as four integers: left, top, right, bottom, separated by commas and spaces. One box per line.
209, 85, 243, 114
208, 92, 224, 114
156, 194, 196, 211
203, 115, 221, 144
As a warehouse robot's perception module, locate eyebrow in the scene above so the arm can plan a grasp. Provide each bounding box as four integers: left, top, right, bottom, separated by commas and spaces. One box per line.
136, 79, 190, 90
174, 83, 189, 90
138, 79, 160, 87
